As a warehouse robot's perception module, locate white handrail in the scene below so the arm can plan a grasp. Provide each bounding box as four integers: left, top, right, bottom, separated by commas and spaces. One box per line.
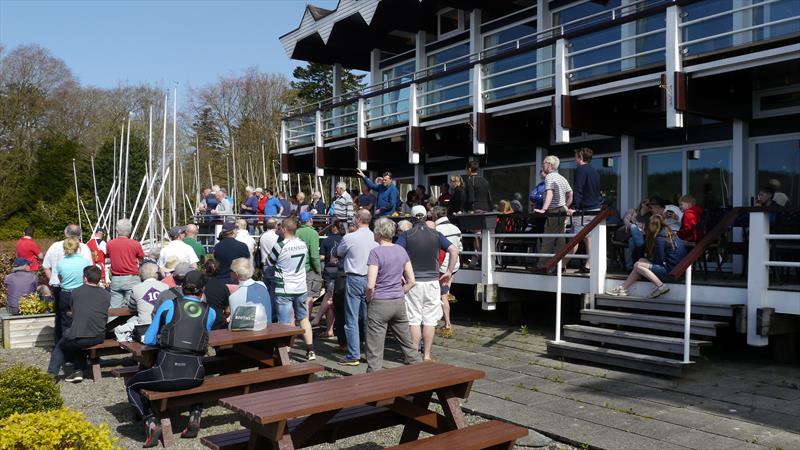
567, 27, 666, 58
764, 234, 800, 240
679, 0, 782, 28
680, 17, 799, 47
366, 110, 408, 123
683, 265, 692, 363
417, 79, 472, 98
765, 261, 800, 268
555, 260, 564, 342
482, 58, 554, 81
418, 94, 472, 111
567, 46, 665, 73
483, 73, 555, 95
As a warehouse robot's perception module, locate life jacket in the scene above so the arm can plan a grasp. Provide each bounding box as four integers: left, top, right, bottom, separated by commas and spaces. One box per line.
159, 298, 210, 355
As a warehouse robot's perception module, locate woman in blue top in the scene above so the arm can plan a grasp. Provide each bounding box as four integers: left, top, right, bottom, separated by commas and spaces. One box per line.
54, 237, 90, 336
126, 270, 216, 447
608, 215, 686, 299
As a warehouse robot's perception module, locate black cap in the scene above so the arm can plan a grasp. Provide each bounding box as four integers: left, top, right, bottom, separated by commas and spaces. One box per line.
183, 270, 206, 293
221, 222, 237, 232
168, 226, 186, 240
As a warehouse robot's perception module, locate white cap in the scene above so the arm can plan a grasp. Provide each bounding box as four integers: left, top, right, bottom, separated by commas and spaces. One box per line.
411, 205, 427, 218
664, 204, 683, 221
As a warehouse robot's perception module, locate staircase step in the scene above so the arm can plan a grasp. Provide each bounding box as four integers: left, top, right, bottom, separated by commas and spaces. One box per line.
562, 325, 711, 357
546, 340, 685, 377
581, 309, 728, 337
595, 295, 738, 317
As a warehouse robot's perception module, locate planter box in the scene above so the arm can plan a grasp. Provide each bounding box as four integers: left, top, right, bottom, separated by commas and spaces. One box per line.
0, 311, 56, 349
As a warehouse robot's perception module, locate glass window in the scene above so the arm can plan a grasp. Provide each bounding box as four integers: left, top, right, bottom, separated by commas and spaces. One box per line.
382, 60, 415, 86
483, 166, 534, 212
439, 9, 460, 36
687, 146, 732, 209
756, 139, 799, 207
483, 21, 537, 51
681, 0, 734, 57
559, 156, 621, 210
642, 152, 683, 205
422, 43, 471, 116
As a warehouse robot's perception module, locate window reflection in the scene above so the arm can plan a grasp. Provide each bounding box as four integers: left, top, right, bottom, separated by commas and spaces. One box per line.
756, 139, 799, 207
560, 156, 620, 210
422, 43, 471, 116
483, 166, 533, 212
642, 152, 683, 204
687, 147, 732, 209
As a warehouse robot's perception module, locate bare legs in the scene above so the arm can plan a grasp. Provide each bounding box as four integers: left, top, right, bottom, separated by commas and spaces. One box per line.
622, 259, 664, 290
409, 325, 436, 361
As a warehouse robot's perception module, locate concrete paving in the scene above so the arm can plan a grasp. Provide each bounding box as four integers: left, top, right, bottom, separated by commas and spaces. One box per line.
293, 320, 800, 450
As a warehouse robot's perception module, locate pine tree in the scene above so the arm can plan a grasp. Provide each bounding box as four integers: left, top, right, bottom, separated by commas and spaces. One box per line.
290, 62, 366, 105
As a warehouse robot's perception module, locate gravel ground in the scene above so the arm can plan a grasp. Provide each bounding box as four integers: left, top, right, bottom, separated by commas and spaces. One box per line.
0, 347, 573, 450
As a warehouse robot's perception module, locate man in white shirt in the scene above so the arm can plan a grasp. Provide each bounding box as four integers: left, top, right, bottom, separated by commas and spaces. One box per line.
211, 190, 233, 242
267, 217, 314, 361
157, 226, 199, 271
42, 224, 93, 287
234, 219, 255, 265
432, 206, 462, 335
259, 218, 279, 301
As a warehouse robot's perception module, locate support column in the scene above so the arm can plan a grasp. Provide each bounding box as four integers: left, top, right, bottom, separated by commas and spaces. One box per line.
357, 98, 368, 171
732, 119, 748, 273
747, 212, 770, 346
470, 9, 486, 156
733, 0, 754, 46
589, 219, 608, 301
536, 0, 553, 91
665, 5, 684, 129
553, 38, 570, 144
620, 135, 636, 213
408, 31, 426, 165
279, 120, 289, 183
314, 111, 325, 177
370, 48, 381, 87
332, 63, 343, 98
481, 223, 497, 311
620, 0, 637, 71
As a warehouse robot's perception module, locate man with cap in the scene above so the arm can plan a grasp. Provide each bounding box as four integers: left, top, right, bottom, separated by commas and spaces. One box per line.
296, 211, 322, 320
159, 256, 181, 288
4, 258, 37, 315
396, 205, 458, 362
155, 262, 193, 308
127, 270, 215, 446
158, 226, 200, 271
213, 222, 250, 284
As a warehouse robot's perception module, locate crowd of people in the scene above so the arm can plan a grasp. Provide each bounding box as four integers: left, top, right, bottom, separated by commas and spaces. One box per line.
5, 147, 793, 446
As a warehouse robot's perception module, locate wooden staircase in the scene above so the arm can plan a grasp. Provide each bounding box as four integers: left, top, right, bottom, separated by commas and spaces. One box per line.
546, 294, 740, 377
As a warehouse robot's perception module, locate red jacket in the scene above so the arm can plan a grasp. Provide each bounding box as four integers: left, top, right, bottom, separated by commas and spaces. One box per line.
678, 205, 703, 242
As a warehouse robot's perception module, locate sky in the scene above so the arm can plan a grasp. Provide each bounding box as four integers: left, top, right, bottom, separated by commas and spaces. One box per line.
0, 0, 340, 90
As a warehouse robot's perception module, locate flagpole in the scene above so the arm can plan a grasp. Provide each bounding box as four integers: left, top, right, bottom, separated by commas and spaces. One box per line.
123, 113, 131, 217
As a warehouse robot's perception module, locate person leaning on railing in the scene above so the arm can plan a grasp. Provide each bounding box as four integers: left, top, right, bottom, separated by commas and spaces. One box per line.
533, 155, 573, 274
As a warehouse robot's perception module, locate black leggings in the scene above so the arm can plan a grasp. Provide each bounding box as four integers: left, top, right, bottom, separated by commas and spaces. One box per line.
126, 351, 205, 418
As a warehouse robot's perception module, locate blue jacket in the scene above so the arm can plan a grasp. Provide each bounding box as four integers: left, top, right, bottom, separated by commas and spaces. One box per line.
529, 182, 545, 210
363, 177, 398, 216
651, 231, 686, 270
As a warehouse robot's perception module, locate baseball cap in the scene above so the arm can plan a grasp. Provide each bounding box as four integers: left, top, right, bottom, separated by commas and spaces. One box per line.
95, 227, 107, 235
183, 270, 206, 292
299, 211, 314, 223
13, 257, 31, 268
168, 226, 186, 240
174, 262, 193, 277
411, 205, 427, 218
255, 187, 263, 194
221, 222, 237, 232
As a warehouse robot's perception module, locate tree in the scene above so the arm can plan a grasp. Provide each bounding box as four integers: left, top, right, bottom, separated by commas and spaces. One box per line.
290, 62, 366, 105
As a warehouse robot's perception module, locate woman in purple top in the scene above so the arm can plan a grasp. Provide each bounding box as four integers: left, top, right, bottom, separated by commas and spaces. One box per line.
364, 218, 422, 372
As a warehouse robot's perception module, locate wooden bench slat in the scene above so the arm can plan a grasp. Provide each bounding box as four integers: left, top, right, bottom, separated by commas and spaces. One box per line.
388, 420, 529, 450
220, 363, 484, 425
142, 363, 323, 401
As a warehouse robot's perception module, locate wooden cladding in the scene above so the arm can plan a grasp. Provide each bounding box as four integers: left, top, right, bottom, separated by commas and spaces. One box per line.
315, 146, 326, 168
674, 71, 687, 112
280, 153, 291, 173
410, 126, 422, 153
357, 137, 369, 161
476, 112, 488, 143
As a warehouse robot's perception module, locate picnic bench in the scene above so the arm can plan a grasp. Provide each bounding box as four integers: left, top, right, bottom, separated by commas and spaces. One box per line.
111, 354, 260, 383
80, 307, 137, 382
388, 420, 529, 450
202, 362, 485, 450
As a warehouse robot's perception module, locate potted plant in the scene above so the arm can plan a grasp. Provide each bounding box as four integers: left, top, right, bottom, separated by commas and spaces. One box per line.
1, 293, 56, 349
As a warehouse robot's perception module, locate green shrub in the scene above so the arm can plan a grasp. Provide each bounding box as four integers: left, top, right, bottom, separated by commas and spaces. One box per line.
0, 407, 118, 450
0, 365, 62, 419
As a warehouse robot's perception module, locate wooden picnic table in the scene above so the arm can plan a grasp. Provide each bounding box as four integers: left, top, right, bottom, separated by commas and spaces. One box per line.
108, 307, 133, 317
212, 362, 485, 450
119, 324, 303, 368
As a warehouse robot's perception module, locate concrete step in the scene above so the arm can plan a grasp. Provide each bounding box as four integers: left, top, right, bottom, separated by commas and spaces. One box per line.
546, 340, 686, 377
595, 295, 739, 317
562, 324, 711, 357
580, 309, 728, 337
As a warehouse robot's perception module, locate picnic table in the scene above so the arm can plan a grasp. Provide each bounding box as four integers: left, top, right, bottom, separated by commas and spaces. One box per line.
119, 324, 303, 368
206, 362, 485, 450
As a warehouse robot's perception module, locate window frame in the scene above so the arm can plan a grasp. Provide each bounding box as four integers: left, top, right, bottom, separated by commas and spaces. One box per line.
752, 84, 800, 119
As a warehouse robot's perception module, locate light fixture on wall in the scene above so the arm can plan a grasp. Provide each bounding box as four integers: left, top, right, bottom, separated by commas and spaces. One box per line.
603, 157, 614, 168
689, 150, 701, 160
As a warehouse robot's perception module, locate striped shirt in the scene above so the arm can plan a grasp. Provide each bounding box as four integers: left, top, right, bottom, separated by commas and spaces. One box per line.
544, 172, 572, 209
332, 192, 354, 220
266, 237, 308, 295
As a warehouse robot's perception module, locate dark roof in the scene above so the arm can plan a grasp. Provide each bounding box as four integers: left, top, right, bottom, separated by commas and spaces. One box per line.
306, 5, 334, 21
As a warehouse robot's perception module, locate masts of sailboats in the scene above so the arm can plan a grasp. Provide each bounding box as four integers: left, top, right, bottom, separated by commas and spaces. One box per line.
91, 153, 99, 220
123, 113, 131, 217
72, 158, 81, 238
172, 86, 177, 228
231, 137, 238, 207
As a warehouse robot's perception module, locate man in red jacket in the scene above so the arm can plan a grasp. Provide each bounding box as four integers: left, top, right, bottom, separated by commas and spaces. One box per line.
678, 194, 704, 242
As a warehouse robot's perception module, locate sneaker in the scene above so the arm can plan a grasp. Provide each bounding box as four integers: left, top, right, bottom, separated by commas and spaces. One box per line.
338, 358, 359, 366
306, 350, 316, 361
65, 370, 83, 383
143, 418, 162, 448
607, 286, 628, 297
648, 284, 670, 299
180, 409, 202, 439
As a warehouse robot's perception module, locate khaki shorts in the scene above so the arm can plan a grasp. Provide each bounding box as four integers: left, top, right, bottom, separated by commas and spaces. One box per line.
404, 280, 442, 327
306, 271, 323, 298
571, 210, 600, 236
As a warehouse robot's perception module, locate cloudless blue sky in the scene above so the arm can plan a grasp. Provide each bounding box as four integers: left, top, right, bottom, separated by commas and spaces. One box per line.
0, 0, 339, 90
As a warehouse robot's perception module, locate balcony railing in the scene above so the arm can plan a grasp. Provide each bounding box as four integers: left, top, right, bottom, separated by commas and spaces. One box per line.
281, 0, 799, 150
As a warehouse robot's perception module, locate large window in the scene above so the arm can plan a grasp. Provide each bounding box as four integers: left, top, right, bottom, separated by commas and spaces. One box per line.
482, 20, 550, 102
482, 165, 535, 212
421, 42, 471, 117
640, 146, 732, 208
756, 137, 800, 207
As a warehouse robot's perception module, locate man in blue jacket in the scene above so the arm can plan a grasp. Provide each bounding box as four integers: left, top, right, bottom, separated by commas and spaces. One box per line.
356, 168, 398, 216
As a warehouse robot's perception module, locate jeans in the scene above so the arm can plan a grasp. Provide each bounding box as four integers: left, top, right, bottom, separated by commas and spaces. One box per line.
344, 274, 368, 361
275, 292, 308, 323
47, 335, 104, 375
57, 289, 74, 337
333, 272, 347, 347
365, 298, 421, 372
626, 225, 645, 271
110, 275, 138, 309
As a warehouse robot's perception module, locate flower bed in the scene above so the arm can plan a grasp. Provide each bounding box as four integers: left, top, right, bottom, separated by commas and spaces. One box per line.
0, 311, 56, 349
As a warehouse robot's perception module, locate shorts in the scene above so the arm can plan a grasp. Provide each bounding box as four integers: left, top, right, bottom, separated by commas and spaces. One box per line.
439, 273, 455, 295
571, 210, 600, 236
404, 280, 442, 327
306, 271, 323, 298
275, 292, 308, 323
649, 263, 668, 281
324, 278, 335, 293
